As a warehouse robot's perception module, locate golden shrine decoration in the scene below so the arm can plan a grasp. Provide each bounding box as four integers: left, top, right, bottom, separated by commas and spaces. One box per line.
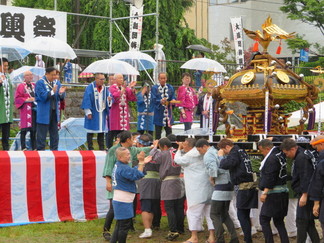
276, 70, 290, 84
241, 71, 255, 84
243, 16, 295, 53
212, 17, 319, 137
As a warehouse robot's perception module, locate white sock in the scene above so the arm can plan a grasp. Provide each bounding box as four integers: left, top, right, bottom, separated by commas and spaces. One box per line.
144, 228, 152, 233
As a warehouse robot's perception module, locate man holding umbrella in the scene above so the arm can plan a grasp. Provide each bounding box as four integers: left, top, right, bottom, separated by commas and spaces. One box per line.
0, 57, 13, 150
35, 67, 66, 150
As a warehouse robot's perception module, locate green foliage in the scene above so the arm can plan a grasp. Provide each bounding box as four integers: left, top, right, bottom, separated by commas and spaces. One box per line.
282, 100, 306, 113
313, 43, 324, 55
285, 34, 310, 54
282, 91, 324, 114
280, 0, 324, 36
296, 57, 324, 76
12, 0, 233, 83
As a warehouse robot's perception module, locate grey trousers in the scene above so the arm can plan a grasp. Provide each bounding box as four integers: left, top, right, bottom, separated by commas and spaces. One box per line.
210, 200, 239, 243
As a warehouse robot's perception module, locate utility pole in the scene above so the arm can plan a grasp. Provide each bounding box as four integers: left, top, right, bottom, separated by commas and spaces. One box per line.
75, 0, 80, 49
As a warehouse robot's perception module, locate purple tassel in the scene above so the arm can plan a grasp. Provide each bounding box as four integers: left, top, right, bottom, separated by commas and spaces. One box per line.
213, 112, 220, 133
307, 108, 316, 130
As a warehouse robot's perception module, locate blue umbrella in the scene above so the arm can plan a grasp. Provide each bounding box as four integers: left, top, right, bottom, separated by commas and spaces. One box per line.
112, 51, 157, 71
0, 37, 30, 61
58, 118, 87, 151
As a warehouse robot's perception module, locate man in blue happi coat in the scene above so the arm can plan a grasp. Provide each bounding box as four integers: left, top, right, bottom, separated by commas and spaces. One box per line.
151, 72, 176, 139
81, 73, 112, 150
35, 67, 66, 150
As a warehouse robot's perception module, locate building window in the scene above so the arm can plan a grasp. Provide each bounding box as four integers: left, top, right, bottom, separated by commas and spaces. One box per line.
210, 0, 247, 4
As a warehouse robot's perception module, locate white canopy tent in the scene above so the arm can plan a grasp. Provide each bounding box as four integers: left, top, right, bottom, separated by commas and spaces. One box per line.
288, 101, 323, 127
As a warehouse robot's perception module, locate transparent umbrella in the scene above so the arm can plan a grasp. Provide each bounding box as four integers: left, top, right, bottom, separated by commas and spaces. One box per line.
10, 66, 45, 83
0, 37, 30, 61
181, 58, 227, 73
25, 36, 77, 59
111, 50, 157, 71
58, 118, 87, 151
83, 59, 139, 75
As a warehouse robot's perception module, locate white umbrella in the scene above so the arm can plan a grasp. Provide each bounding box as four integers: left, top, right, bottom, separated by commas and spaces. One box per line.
10, 66, 45, 83
0, 37, 30, 61
24, 37, 77, 59
111, 50, 157, 71
83, 59, 139, 76
181, 58, 227, 73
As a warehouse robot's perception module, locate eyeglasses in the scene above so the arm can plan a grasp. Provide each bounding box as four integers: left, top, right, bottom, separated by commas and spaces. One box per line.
97, 78, 106, 81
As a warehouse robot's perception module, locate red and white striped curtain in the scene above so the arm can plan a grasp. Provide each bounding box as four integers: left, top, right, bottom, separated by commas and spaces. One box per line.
0, 151, 108, 226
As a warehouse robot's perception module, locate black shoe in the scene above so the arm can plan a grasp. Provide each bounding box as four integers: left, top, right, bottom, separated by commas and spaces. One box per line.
151, 226, 160, 231
103, 231, 111, 241
165, 232, 179, 241
178, 230, 185, 234
129, 225, 136, 232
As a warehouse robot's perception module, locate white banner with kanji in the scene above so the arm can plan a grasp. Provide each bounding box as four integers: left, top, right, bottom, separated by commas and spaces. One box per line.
129, 5, 143, 51
0, 151, 108, 227
230, 17, 244, 67
0, 5, 67, 42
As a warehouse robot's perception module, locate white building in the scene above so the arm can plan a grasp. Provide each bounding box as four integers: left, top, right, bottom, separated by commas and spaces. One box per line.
1, 0, 12, 6
208, 0, 323, 58
185, 0, 323, 58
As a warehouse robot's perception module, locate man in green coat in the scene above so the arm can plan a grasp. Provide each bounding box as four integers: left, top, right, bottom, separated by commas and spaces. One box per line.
0, 58, 13, 150
102, 131, 152, 240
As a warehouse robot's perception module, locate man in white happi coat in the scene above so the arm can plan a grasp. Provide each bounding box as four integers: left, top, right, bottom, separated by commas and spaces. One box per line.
174, 138, 215, 243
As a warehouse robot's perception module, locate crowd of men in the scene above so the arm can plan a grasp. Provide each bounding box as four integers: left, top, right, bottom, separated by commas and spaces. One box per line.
102, 132, 324, 243
0, 58, 66, 151
1, 54, 216, 151
2, 57, 324, 243
81, 71, 206, 151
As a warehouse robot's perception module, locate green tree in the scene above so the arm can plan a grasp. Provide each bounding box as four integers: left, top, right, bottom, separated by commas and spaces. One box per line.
13, 0, 234, 83
280, 0, 324, 36
285, 34, 310, 54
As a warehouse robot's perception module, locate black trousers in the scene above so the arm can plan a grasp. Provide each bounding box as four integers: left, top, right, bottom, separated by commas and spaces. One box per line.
296, 218, 320, 243
296, 197, 320, 243
110, 218, 132, 243
36, 109, 58, 150
152, 199, 162, 228
21, 129, 36, 150
107, 130, 123, 149
137, 130, 154, 136
210, 200, 238, 243
259, 214, 289, 243
154, 125, 172, 140
0, 122, 10, 150
164, 197, 184, 233
184, 122, 192, 131
87, 132, 105, 150
103, 199, 114, 232
237, 208, 252, 243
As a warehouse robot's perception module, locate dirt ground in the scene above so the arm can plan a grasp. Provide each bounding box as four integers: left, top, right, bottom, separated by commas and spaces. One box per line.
127, 226, 300, 243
